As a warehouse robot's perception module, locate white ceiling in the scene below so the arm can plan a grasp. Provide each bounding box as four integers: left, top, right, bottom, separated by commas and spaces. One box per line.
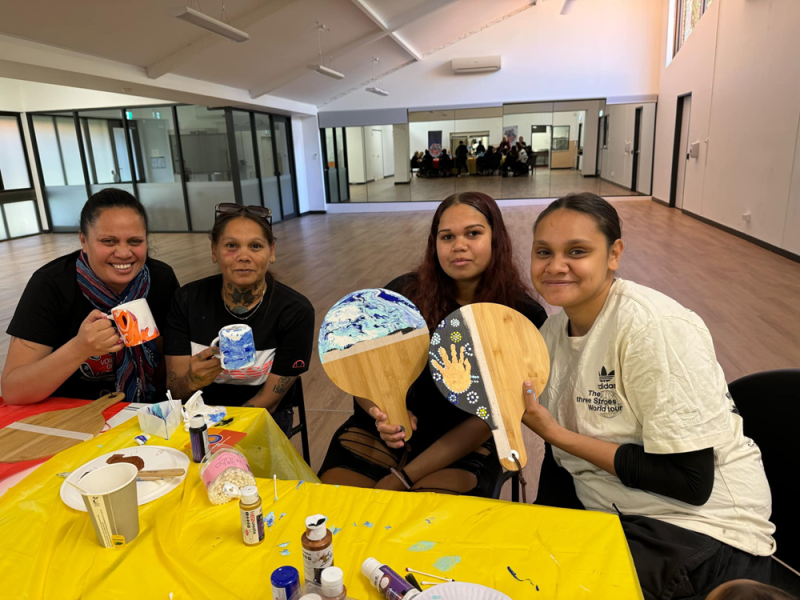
0, 0, 537, 106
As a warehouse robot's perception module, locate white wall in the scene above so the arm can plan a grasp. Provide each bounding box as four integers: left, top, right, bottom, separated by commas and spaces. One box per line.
0, 78, 22, 111
323, 0, 663, 112
652, 0, 800, 253
345, 127, 366, 184
601, 102, 656, 193
298, 115, 325, 212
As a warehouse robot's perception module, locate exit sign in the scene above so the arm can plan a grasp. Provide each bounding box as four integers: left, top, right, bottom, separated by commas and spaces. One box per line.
125, 110, 133, 119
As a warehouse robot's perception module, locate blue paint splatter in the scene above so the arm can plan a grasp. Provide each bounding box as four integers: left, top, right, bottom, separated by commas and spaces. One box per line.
279, 513, 286, 520
278, 542, 290, 548
408, 541, 436, 552
363, 521, 374, 528
353, 522, 358, 527
425, 518, 434, 524
296, 481, 305, 490
266, 511, 275, 527
280, 549, 291, 556
331, 527, 342, 535
385, 526, 392, 530
507, 566, 535, 587
433, 556, 461, 573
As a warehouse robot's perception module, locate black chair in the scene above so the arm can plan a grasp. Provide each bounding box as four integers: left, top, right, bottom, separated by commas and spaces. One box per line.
728, 369, 800, 591
288, 377, 311, 465
491, 470, 520, 502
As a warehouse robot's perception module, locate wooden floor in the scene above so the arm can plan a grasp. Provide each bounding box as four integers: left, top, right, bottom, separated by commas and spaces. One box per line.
348, 169, 636, 203
2, 200, 799, 500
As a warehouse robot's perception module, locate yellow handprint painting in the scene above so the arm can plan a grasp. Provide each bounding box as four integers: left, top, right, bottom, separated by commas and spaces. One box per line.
431, 344, 472, 394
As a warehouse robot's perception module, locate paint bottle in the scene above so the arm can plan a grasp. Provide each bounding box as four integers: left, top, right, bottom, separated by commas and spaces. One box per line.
301, 514, 334, 586
362, 558, 421, 599
189, 414, 209, 463
320, 567, 347, 600
271, 566, 301, 600
239, 485, 264, 546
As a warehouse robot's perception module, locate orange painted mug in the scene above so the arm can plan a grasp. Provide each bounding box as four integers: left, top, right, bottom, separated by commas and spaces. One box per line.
106, 298, 160, 347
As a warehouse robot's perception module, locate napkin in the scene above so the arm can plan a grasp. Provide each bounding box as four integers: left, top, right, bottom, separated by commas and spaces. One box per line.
180, 390, 227, 431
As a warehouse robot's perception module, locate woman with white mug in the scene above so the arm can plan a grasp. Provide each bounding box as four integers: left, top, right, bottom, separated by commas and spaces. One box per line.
3, 189, 180, 404
164, 204, 314, 436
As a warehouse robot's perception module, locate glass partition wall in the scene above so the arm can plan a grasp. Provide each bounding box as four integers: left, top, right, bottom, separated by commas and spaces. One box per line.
0, 111, 40, 239
321, 99, 656, 204
27, 105, 299, 233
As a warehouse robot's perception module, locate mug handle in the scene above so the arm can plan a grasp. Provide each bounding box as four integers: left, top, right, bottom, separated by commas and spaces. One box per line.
210, 337, 224, 369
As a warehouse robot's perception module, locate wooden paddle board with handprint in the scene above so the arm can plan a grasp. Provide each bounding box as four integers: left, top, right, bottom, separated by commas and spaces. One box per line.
319, 289, 430, 441
429, 304, 549, 470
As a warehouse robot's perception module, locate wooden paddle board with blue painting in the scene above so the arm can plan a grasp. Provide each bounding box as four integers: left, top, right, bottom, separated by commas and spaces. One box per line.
429, 304, 550, 470
319, 289, 430, 441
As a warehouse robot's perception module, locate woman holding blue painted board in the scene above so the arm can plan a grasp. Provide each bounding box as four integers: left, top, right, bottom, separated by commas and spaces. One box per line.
163, 204, 314, 436
521, 193, 776, 598
319, 192, 547, 496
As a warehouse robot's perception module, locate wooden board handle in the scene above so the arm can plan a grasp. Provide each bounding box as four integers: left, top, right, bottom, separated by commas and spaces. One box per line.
139, 469, 185, 477
88, 392, 126, 413
377, 391, 414, 442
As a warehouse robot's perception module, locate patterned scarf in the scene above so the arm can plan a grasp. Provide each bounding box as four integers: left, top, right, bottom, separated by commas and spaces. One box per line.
76, 251, 157, 402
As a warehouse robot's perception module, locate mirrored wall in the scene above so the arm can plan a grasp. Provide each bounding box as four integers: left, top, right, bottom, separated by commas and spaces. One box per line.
0, 111, 40, 240
28, 105, 299, 233
320, 99, 656, 204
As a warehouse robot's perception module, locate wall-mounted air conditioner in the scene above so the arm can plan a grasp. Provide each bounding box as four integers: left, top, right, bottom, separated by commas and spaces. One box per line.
451, 56, 501, 74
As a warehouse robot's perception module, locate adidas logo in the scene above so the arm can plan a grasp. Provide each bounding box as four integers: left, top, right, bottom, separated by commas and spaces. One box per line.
599, 366, 615, 382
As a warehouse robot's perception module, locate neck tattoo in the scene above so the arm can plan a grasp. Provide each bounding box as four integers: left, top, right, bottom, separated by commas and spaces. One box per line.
222, 279, 266, 316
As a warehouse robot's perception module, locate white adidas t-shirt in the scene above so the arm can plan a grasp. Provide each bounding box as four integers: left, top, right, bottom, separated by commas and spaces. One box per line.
540, 279, 775, 556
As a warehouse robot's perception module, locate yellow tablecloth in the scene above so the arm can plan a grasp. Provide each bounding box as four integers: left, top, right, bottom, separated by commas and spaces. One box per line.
0, 408, 642, 599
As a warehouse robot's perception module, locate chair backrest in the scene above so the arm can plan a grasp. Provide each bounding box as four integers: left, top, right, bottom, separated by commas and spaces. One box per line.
728, 369, 800, 570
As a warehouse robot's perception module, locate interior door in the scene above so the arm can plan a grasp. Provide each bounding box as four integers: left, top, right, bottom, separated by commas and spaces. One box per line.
674, 96, 692, 209
631, 107, 642, 192
371, 129, 383, 181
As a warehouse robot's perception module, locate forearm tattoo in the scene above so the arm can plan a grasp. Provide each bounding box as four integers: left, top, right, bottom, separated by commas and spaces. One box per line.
272, 376, 293, 395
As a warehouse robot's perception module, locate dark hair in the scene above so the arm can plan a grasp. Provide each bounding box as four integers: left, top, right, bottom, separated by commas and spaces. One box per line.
79, 188, 149, 236
715, 581, 797, 600
405, 192, 531, 330
209, 213, 275, 246
533, 192, 622, 247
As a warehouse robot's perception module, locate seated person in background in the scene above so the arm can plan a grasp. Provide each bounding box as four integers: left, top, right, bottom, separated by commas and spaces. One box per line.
164, 204, 314, 436
455, 140, 469, 176
2, 188, 179, 404
476, 141, 486, 155
516, 146, 529, 174
410, 151, 421, 171
420, 149, 434, 177
476, 146, 491, 173
489, 147, 503, 173
523, 193, 776, 599
438, 149, 453, 175
503, 146, 519, 176
319, 192, 547, 496
498, 136, 509, 154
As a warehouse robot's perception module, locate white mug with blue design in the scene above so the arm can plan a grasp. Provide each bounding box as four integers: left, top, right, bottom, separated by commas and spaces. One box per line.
211, 324, 257, 370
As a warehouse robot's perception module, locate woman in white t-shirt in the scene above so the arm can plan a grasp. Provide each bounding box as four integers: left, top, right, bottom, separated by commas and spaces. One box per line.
522, 193, 777, 599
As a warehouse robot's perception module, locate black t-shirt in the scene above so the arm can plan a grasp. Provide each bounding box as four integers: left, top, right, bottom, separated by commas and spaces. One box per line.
6, 250, 179, 400
164, 274, 315, 409
352, 273, 548, 451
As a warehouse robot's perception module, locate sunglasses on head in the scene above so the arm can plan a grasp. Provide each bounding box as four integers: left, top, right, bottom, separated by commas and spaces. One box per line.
215, 203, 273, 226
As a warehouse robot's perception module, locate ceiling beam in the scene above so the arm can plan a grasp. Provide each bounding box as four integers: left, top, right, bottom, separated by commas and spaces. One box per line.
249, 0, 456, 99
146, 0, 297, 80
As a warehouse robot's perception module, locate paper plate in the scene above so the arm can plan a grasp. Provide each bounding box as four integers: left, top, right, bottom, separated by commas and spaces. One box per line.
417, 583, 511, 600
60, 445, 190, 512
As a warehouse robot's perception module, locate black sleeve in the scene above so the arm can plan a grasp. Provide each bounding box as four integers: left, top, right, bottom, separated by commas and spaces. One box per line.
383, 273, 417, 296
6, 272, 66, 348
614, 444, 715, 506
163, 286, 192, 356
519, 296, 548, 330
271, 303, 315, 377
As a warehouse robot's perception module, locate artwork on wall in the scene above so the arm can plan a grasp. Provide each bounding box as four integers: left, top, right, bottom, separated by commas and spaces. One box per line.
428, 131, 442, 157
503, 125, 518, 146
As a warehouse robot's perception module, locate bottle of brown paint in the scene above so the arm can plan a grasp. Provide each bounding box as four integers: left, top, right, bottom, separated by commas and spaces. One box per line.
301, 514, 334, 586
